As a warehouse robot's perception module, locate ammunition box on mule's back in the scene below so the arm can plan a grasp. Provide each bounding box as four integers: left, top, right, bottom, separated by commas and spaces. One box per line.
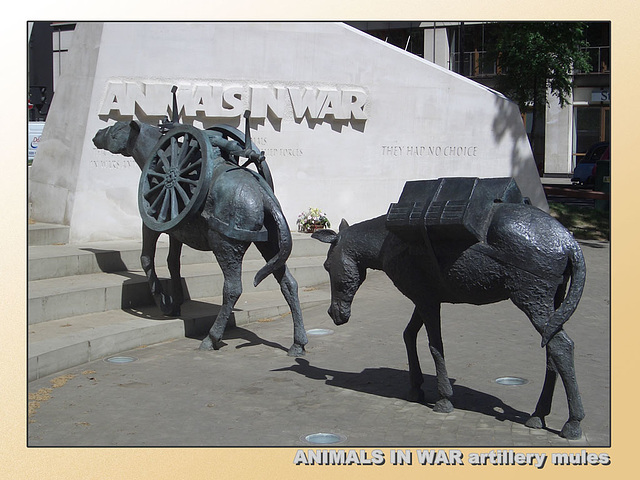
386, 177, 529, 246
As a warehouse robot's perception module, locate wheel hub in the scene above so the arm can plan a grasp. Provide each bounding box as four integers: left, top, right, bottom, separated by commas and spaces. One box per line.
165, 167, 179, 189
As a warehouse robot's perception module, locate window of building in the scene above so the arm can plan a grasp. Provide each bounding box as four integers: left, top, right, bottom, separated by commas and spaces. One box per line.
573, 105, 610, 165
448, 23, 499, 77
51, 23, 76, 91
576, 23, 611, 74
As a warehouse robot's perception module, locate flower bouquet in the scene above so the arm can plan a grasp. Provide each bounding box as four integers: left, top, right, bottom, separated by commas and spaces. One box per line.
296, 207, 331, 233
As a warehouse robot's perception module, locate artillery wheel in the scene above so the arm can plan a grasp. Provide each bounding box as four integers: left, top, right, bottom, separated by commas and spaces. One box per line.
207, 124, 274, 192
138, 125, 214, 232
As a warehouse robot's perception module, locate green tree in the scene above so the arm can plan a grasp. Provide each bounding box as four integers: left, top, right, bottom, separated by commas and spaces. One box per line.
487, 22, 592, 164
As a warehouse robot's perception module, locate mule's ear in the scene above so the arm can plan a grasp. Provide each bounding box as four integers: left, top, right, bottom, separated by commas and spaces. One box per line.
129, 119, 141, 132
311, 229, 338, 244
339, 219, 350, 232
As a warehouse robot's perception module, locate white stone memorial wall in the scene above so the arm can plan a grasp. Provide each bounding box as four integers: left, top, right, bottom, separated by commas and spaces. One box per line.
29, 22, 545, 243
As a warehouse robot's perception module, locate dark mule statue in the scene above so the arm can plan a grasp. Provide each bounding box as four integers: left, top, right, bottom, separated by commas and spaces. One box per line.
93, 120, 307, 356
312, 200, 586, 439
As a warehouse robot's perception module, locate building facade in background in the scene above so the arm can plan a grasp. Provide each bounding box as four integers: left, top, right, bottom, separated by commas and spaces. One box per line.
28, 22, 75, 121
349, 21, 611, 177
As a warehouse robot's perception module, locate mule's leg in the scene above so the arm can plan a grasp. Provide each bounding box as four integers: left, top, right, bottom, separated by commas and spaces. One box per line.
513, 282, 584, 439
419, 302, 454, 413
524, 351, 557, 429
525, 283, 564, 430
271, 265, 308, 357
546, 330, 585, 439
199, 233, 249, 351
141, 226, 174, 316
404, 308, 425, 402
255, 242, 308, 357
166, 237, 184, 316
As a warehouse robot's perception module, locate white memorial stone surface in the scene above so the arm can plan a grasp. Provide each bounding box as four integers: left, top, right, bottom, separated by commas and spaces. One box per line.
29, 22, 545, 243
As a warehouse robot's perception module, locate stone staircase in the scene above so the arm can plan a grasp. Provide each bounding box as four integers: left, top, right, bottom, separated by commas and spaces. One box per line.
28, 223, 330, 381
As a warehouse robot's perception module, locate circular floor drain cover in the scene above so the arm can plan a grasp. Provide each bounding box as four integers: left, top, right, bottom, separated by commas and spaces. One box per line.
307, 328, 334, 336
303, 433, 346, 445
104, 356, 138, 364
495, 376, 528, 385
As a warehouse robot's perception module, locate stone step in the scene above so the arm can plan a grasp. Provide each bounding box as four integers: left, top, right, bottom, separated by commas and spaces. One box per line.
28, 284, 330, 381
28, 232, 328, 281
28, 254, 329, 325
27, 222, 70, 246
27, 227, 332, 381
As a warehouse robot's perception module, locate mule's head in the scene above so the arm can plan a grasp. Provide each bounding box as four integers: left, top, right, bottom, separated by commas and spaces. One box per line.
312, 219, 367, 325
92, 121, 135, 155
92, 120, 162, 169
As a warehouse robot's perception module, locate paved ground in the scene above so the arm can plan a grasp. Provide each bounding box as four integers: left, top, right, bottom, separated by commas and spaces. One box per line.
27, 239, 610, 448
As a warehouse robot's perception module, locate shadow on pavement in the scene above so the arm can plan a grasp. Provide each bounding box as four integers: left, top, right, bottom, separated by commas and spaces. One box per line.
275, 358, 538, 430
219, 326, 291, 354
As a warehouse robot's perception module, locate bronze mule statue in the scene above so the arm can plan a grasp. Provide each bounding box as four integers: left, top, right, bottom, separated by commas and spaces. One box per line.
92, 120, 307, 356
312, 181, 586, 439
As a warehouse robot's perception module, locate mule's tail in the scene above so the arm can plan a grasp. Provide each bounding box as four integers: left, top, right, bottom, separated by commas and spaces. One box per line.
253, 191, 293, 287
541, 238, 587, 347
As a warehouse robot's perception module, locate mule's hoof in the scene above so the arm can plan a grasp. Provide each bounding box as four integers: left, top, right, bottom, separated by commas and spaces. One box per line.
433, 398, 454, 413
560, 420, 582, 440
525, 416, 545, 429
407, 388, 425, 403
287, 344, 306, 357
199, 336, 218, 351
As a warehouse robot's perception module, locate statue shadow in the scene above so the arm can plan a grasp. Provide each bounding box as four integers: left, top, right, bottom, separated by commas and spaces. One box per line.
118, 295, 291, 354
274, 358, 538, 430
212, 325, 291, 354
142, 302, 292, 355
81, 247, 170, 310
83, 247, 292, 352
81, 247, 130, 273
80, 247, 290, 343
491, 94, 541, 178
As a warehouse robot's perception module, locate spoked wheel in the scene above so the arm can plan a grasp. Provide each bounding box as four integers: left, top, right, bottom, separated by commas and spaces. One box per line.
207, 124, 274, 192
138, 125, 214, 232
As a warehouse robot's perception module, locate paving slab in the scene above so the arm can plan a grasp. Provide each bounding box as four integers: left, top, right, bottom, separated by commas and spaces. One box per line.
27, 240, 610, 448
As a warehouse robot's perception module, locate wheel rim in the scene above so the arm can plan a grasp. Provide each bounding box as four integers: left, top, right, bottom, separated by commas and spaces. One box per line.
138, 125, 214, 232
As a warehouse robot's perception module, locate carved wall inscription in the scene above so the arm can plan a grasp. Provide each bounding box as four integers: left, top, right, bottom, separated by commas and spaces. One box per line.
381, 145, 479, 157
